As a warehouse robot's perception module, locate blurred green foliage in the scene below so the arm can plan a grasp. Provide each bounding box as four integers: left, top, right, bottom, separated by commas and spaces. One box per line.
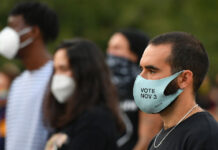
0, 0, 218, 83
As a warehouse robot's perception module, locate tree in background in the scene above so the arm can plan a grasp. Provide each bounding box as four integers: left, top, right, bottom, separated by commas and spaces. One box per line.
0, 0, 218, 81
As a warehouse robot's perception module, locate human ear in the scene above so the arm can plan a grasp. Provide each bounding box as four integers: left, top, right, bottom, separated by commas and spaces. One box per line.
177, 70, 193, 89
31, 26, 41, 39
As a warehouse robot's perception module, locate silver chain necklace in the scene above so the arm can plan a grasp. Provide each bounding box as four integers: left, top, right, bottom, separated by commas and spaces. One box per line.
153, 104, 198, 148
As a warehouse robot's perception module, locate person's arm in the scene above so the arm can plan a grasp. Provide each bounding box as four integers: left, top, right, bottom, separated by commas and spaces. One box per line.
44, 133, 68, 150
133, 111, 162, 150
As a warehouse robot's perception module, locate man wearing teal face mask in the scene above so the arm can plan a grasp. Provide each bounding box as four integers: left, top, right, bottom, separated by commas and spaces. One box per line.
133, 32, 218, 149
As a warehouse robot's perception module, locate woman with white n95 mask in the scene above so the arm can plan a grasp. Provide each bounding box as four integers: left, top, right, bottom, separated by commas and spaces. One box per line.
43, 39, 125, 150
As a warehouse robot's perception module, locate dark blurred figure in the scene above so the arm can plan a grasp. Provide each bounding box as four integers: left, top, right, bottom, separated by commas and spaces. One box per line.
196, 75, 213, 109
0, 63, 19, 150
209, 73, 218, 121
197, 75, 218, 121
106, 29, 162, 150
0, 2, 59, 150
43, 39, 124, 150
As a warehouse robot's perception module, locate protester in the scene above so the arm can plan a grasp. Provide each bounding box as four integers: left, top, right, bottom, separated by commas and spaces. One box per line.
208, 74, 218, 121
0, 2, 59, 150
133, 31, 218, 149
106, 29, 162, 150
196, 75, 216, 117
43, 39, 124, 150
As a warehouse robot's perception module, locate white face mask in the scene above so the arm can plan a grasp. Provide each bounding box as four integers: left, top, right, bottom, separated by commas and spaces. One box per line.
0, 27, 33, 59
51, 74, 76, 104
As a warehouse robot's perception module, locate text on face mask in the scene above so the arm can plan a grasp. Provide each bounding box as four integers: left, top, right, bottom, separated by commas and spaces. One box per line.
140, 88, 157, 99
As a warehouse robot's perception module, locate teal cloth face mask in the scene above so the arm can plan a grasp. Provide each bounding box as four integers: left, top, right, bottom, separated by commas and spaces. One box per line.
133, 71, 184, 113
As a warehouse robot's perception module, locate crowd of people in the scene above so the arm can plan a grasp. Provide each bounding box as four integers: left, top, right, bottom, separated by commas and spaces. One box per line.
0, 1, 217, 150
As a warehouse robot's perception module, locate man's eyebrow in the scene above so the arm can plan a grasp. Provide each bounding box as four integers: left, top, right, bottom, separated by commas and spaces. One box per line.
144, 65, 160, 71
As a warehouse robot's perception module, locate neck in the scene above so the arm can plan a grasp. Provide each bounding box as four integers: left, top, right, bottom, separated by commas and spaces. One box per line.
160, 91, 203, 129
19, 40, 52, 71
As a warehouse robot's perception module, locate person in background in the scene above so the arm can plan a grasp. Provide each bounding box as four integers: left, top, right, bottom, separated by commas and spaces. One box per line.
196, 75, 217, 119
106, 29, 162, 150
0, 63, 20, 150
43, 39, 124, 150
0, 2, 59, 150
133, 31, 218, 150
208, 74, 218, 121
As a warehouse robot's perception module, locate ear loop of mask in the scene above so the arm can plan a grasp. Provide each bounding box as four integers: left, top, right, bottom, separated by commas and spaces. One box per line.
18, 27, 34, 49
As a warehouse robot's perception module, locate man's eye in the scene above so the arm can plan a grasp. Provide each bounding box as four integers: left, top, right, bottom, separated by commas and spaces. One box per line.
149, 70, 155, 74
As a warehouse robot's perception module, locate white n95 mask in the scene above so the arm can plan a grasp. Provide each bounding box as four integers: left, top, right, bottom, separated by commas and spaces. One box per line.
0, 27, 33, 59
51, 74, 76, 104
133, 71, 184, 114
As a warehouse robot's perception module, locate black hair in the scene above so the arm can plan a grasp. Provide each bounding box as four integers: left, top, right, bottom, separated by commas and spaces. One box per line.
118, 28, 149, 63
43, 38, 124, 131
150, 32, 209, 93
9, 1, 59, 43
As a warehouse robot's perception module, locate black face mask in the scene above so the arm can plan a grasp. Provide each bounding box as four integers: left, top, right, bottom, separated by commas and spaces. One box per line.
106, 54, 140, 99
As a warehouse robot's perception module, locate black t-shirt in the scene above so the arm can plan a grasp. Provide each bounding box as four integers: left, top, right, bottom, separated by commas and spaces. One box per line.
148, 111, 218, 150
107, 55, 141, 150
56, 105, 118, 150
118, 97, 139, 150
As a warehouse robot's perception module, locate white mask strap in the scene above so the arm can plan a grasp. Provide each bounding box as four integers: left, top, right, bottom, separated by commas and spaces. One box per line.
20, 38, 34, 49
18, 27, 32, 36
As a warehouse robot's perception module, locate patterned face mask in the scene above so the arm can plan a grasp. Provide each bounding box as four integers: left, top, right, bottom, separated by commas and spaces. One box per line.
106, 54, 140, 99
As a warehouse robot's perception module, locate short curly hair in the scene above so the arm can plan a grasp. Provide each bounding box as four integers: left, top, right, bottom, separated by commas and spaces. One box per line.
9, 1, 59, 43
